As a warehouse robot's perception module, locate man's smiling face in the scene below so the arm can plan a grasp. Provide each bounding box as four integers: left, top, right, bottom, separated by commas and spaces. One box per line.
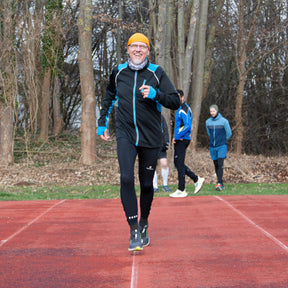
127, 41, 149, 65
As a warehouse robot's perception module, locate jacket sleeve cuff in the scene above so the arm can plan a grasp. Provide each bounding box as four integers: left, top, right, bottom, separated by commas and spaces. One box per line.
97, 126, 106, 136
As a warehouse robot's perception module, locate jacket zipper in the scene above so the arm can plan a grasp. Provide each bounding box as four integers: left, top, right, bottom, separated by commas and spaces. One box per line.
213, 124, 216, 147
133, 72, 139, 146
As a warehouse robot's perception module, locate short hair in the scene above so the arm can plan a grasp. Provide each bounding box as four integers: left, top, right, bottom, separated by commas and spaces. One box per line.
177, 89, 184, 97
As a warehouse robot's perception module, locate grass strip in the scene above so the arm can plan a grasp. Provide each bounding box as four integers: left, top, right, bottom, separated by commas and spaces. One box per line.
0, 183, 287, 201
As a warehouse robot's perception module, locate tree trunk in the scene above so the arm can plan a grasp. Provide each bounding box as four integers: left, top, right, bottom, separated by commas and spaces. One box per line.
233, 0, 246, 154
39, 68, 51, 142
235, 74, 245, 154
153, 1, 173, 137
78, 0, 96, 165
116, 0, 122, 64
0, 104, 14, 165
183, 0, 199, 97
190, 0, 209, 150
154, 0, 167, 68
202, 0, 225, 100
148, 0, 156, 47
161, 0, 175, 138
0, 0, 16, 165
33, 0, 44, 132
53, 76, 63, 135
177, 0, 185, 87
165, 0, 174, 81
23, 0, 43, 133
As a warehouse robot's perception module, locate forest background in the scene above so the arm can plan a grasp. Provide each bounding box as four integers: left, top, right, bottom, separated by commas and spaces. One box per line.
0, 0, 287, 187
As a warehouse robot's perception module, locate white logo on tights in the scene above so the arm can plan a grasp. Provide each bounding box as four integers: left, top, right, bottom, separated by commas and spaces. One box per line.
146, 166, 153, 171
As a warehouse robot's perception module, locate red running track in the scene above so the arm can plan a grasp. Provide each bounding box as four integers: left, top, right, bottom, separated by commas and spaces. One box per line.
0, 195, 287, 288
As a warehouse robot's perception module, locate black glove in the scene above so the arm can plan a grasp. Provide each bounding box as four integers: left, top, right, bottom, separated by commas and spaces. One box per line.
161, 142, 169, 152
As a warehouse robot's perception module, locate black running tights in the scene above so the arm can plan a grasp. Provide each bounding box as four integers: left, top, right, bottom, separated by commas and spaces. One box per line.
174, 139, 198, 191
117, 137, 159, 228
213, 158, 224, 184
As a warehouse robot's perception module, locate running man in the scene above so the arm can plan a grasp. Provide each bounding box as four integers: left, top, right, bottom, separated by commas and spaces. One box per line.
98, 33, 180, 251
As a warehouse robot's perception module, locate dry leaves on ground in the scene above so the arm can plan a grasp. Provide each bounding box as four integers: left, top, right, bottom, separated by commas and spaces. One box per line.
0, 139, 287, 187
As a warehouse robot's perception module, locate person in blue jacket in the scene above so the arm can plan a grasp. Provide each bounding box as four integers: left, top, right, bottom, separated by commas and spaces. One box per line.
98, 33, 180, 252
169, 89, 205, 198
206, 104, 232, 191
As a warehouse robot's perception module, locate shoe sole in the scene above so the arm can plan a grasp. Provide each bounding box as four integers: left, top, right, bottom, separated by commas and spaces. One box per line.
142, 241, 150, 247
194, 181, 204, 194
128, 246, 143, 252
194, 180, 205, 194
169, 194, 188, 198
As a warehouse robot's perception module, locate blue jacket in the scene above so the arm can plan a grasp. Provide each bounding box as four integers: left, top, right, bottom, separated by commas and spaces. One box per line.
174, 102, 192, 140
206, 113, 232, 147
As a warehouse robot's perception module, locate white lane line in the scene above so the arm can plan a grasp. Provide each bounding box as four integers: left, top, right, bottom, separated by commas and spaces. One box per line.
215, 196, 288, 253
130, 252, 139, 288
0, 199, 66, 247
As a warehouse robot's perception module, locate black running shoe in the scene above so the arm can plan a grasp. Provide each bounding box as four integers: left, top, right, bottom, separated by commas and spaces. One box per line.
139, 224, 150, 247
128, 229, 143, 252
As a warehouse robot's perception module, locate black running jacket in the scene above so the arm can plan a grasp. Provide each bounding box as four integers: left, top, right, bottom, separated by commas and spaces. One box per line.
98, 61, 180, 148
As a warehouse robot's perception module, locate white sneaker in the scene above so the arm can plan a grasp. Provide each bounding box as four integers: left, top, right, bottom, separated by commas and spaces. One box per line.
194, 177, 205, 194
169, 189, 188, 198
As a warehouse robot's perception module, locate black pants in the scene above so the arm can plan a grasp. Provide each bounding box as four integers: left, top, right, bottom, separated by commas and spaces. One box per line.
117, 137, 159, 228
174, 139, 198, 191
213, 158, 224, 184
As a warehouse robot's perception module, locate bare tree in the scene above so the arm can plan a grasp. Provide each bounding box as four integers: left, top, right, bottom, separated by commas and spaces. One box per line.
0, 0, 17, 165
116, 0, 123, 64
233, 0, 248, 154
153, 0, 167, 68
53, 76, 63, 135
182, 0, 199, 98
149, 0, 201, 140
39, 67, 51, 142
177, 0, 185, 88
202, 0, 225, 100
233, 0, 277, 153
150, 0, 173, 135
78, 0, 96, 164
40, 0, 64, 141
21, 0, 43, 133
190, 0, 209, 150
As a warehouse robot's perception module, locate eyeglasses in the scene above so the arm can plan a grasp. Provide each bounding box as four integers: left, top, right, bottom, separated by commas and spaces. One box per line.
129, 44, 148, 51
